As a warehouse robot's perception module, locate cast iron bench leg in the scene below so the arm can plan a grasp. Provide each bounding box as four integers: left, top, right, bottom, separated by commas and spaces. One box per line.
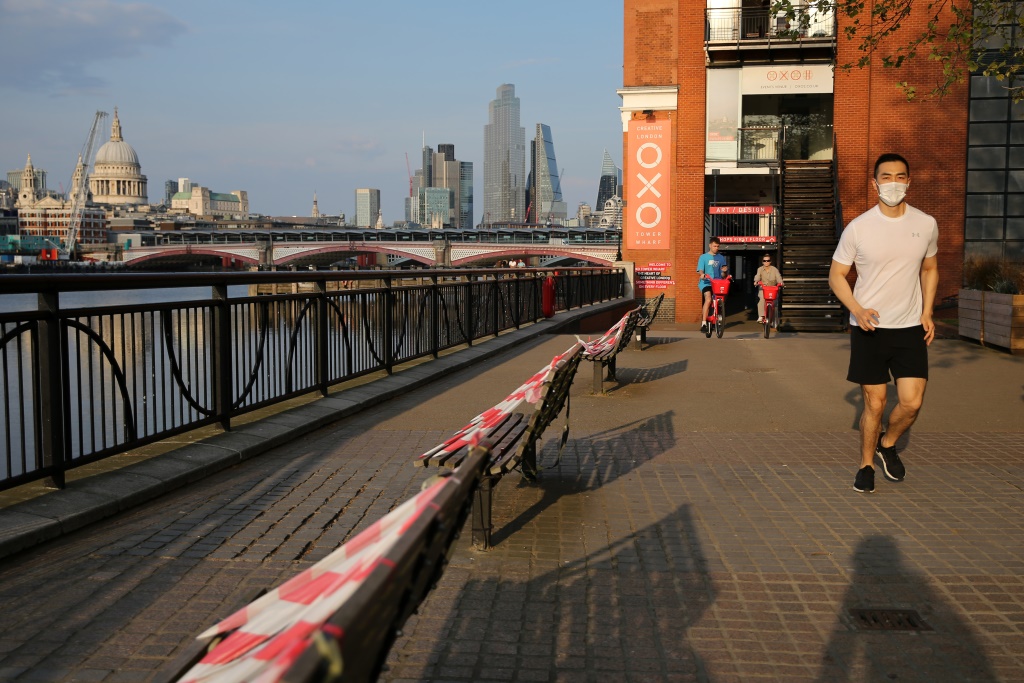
606, 357, 617, 382
472, 475, 496, 550
592, 359, 603, 394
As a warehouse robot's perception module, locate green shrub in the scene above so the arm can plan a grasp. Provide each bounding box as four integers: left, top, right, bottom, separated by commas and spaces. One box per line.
963, 257, 1023, 295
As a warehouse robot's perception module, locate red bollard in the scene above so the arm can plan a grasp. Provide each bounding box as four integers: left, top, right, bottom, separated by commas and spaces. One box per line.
542, 276, 556, 318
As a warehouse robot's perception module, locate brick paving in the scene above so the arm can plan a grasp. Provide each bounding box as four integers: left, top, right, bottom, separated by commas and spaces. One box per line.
0, 329, 1022, 682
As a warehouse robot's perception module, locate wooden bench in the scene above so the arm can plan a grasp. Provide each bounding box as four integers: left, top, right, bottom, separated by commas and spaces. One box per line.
169, 445, 492, 683
634, 292, 665, 350
413, 342, 584, 549
578, 306, 643, 394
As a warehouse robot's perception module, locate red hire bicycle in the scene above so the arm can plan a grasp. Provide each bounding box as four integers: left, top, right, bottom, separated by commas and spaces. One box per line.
703, 276, 732, 338
757, 282, 782, 338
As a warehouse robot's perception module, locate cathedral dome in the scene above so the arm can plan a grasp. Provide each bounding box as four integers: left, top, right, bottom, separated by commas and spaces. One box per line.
88, 107, 148, 206
94, 108, 140, 166
95, 139, 140, 165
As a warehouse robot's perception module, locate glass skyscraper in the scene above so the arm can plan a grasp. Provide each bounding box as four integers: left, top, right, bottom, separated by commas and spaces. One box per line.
532, 124, 567, 223
596, 149, 621, 213
484, 84, 526, 225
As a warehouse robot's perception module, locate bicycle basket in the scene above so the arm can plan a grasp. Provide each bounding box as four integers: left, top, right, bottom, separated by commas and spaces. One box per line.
711, 278, 731, 296
762, 285, 780, 301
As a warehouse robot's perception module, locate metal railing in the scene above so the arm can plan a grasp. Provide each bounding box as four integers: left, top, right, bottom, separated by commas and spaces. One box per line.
705, 8, 837, 43
739, 127, 783, 164
0, 267, 624, 491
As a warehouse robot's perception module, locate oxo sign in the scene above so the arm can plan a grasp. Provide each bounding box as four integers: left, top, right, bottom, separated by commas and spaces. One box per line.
626, 118, 671, 249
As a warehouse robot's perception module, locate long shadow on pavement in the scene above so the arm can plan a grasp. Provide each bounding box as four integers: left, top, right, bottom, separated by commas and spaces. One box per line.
491, 411, 677, 548
385, 502, 715, 682
814, 534, 996, 682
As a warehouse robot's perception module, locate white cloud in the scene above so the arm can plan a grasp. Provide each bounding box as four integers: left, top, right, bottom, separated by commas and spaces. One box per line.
0, 0, 186, 93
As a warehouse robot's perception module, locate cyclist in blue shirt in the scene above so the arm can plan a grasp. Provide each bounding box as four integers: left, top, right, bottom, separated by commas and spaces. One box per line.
697, 236, 728, 331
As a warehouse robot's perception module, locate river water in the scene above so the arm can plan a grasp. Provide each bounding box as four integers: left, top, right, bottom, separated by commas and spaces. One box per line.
0, 286, 251, 314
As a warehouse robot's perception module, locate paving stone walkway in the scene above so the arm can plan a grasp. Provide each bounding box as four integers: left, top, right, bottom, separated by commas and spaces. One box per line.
0, 327, 1022, 682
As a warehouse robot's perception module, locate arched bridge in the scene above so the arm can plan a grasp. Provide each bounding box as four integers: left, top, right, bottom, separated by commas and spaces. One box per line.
112, 226, 622, 268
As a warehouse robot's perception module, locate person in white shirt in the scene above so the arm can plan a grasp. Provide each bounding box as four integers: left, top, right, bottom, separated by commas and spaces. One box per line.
829, 153, 939, 494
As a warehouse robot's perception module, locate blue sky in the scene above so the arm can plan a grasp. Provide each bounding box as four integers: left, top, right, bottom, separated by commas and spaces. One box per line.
0, 0, 624, 223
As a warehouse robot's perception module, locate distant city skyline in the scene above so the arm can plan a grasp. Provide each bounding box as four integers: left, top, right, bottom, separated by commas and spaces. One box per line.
0, 1, 624, 224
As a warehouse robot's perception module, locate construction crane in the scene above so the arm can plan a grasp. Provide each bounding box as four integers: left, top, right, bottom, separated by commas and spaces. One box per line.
62, 110, 108, 256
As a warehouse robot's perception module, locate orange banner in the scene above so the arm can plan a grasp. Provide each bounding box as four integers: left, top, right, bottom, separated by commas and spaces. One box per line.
626, 118, 671, 250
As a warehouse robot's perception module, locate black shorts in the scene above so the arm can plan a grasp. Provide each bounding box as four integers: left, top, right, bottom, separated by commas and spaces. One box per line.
700, 285, 712, 296
848, 325, 928, 385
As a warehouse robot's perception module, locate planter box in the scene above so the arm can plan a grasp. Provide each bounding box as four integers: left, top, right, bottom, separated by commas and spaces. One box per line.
958, 288, 1024, 354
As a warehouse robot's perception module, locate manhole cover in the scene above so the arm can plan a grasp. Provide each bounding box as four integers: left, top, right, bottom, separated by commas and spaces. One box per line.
848, 609, 933, 631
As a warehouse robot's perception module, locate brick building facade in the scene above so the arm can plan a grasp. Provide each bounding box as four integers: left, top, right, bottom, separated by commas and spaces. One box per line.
620, 1, 969, 325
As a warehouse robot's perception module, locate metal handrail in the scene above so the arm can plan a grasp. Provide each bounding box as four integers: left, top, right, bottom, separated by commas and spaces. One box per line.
0, 267, 625, 490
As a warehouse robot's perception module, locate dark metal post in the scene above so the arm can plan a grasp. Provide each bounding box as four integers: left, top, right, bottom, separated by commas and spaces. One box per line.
464, 275, 474, 347
513, 271, 521, 330
37, 292, 66, 489
383, 276, 394, 374
212, 284, 232, 431
471, 476, 494, 549
315, 280, 329, 396
493, 277, 501, 338
430, 273, 440, 359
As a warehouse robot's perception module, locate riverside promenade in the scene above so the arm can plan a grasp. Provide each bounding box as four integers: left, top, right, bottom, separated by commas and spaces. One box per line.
0, 316, 1022, 682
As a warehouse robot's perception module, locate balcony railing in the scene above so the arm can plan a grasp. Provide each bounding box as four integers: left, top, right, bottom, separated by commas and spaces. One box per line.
739, 126, 783, 164
705, 203, 779, 245
709, 125, 834, 164
706, 8, 836, 44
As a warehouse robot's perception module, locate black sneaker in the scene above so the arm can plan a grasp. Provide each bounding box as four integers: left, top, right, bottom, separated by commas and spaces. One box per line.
875, 434, 906, 481
853, 466, 875, 493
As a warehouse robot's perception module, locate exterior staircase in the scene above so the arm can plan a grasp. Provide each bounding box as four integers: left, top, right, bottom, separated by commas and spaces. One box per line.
778, 159, 847, 331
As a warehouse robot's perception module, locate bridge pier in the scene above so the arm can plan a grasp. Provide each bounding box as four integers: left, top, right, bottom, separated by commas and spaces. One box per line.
259, 241, 273, 270
434, 240, 450, 267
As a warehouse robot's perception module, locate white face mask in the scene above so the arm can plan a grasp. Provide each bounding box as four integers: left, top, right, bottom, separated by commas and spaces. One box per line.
877, 181, 909, 207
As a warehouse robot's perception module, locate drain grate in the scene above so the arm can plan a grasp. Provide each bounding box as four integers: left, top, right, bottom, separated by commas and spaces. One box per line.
848, 609, 933, 631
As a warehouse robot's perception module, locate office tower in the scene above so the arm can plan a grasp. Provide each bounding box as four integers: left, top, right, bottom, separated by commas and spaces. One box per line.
355, 188, 381, 228
577, 202, 593, 227
459, 161, 474, 228
595, 149, 621, 211
531, 124, 567, 224
483, 84, 526, 224
421, 145, 433, 191
431, 145, 473, 229
411, 143, 474, 229
415, 187, 452, 229
164, 180, 177, 206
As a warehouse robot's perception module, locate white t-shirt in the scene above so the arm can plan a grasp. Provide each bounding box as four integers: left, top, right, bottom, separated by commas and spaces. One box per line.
832, 204, 938, 329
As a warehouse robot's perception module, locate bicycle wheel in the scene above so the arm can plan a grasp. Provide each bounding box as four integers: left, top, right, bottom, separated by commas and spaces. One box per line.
715, 298, 724, 338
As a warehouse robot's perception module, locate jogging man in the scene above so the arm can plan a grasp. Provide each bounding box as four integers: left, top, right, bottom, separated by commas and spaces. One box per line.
697, 236, 728, 331
829, 153, 939, 493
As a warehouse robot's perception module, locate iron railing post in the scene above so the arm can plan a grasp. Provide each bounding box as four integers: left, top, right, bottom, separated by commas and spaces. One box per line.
37, 292, 66, 489
315, 280, 329, 396
464, 274, 475, 347
212, 284, 232, 431
383, 276, 394, 374
493, 276, 501, 337
430, 274, 440, 358
513, 271, 521, 330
